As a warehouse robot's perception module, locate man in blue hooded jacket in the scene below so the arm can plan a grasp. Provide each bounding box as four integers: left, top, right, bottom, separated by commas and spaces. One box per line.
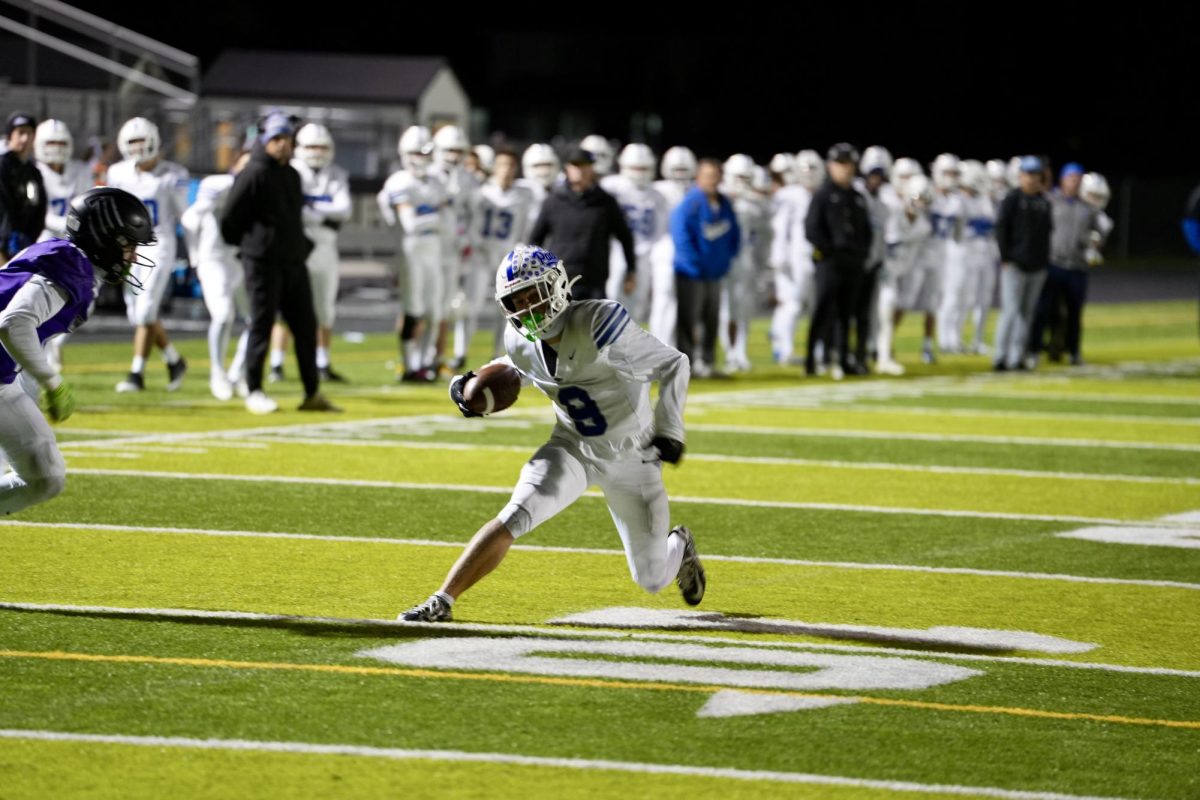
670, 158, 740, 376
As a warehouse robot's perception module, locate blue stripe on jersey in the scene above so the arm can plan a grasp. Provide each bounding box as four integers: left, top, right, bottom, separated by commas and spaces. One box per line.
596, 308, 630, 348
967, 218, 994, 236
602, 317, 631, 347
414, 204, 438, 216
305, 194, 333, 203
593, 304, 622, 339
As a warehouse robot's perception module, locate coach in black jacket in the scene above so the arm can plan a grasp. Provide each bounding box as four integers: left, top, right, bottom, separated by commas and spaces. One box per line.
803, 143, 872, 377
0, 112, 46, 262
221, 112, 336, 413
992, 155, 1053, 371
528, 147, 635, 300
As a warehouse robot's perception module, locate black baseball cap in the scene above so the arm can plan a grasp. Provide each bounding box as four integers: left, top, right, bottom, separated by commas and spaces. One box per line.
565, 147, 596, 166
6, 112, 36, 136
827, 142, 860, 164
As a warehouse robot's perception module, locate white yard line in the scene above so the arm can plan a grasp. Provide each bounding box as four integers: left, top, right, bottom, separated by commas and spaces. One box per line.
3, 521, 1196, 592
2, 602, 1196, 679
686, 423, 1200, 452
157, 437, 1197, 486
0, 729, 1132, 800
60, 468, 1190, 527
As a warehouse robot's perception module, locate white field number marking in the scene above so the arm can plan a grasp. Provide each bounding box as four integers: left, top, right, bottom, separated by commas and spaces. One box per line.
1057, 512, 1200, 550
549, 608, 1097, 654
360, 636, 982, 718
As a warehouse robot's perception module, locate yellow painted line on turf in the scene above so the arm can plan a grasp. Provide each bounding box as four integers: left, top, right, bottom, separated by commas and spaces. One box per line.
4, 649, 1197, 731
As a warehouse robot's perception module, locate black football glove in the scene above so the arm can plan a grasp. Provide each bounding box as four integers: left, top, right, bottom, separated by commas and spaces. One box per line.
650, 436, 684, 465
449, 371, 482, 418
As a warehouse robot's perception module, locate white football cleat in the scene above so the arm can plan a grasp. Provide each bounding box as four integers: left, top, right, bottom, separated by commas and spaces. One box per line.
245, 390, 279, 415
875, 359, 905, 376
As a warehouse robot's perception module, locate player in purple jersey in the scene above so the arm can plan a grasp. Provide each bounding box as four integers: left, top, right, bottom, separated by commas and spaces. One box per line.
0, 187, 154, 514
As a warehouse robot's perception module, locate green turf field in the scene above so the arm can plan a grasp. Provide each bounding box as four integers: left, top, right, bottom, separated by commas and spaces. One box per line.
2, 301, 1198, 799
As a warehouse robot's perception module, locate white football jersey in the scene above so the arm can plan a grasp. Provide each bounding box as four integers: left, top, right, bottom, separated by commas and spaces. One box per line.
922, 189, 964, 271
961, 192, 997, 258
498, 299, 688, 460
651, 179, 691, 213
378, 170, 449, 236
885, 209, 933, 278
471, 181, 535, 256
292, 160, 352, 247
601, 175, 668, 258
105, 158, 190, 250
429, 163, 480, 246
36, 160, 92, 240
180, 173, 236, 268
769, 185, 815, 270
730, 194, 771, 277
515, 178, 550, 239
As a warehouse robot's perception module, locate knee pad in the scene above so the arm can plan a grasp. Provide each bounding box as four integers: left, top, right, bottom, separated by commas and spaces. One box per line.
497, 503, 532, 538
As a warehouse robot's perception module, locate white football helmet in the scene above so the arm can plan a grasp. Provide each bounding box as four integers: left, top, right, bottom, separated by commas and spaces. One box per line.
35, 119, 73, 165
751, 165, 772, 196
1006, 156, 1023, 189
1081, 172, 1111, 210
473, 144, 495, 175
794, 149, 825, 190
860, 145, 894, 177
660, 146, 697, 182
580, 134, 614, 175
522, 143, 560, 189
889, 157, 923, 194
295, 123, 334, 170
118, 117, 161, 165
959, 159, 987, 195
495, 244, 577, 342
770, 152, 797, 184
986, 159, 1010, 191
398, 125, 433, 176
904, 174, 934, 212
618, 143, 656, 188
931, 153, 961, 191
723, 153, 756, 196
433, 125, 470, 167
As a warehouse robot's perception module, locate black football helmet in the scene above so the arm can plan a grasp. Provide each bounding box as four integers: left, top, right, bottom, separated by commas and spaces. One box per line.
66, 187, 156, 289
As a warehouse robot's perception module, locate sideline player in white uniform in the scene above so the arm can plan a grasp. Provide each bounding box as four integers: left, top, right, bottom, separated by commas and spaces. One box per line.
33, 119, 93, 372
1081, 172, 1114, 265
517, 143, 561, 237
399, 244, 703, 622
430, 125, 480, 375
876, 174, 933, 375
34, 120, 93, 243
180, 152, 252, 401
272, 123, 353, 383
465, 148, 534, 359
601, 144, 667, 321
580, 134, 615, 177
719, 154, 771, 372
648, 146, 696, 346
926, 153, 965, 359
768, 149, 823, 364
958, 160, 998, 355
106, 117, 190, 393
0, 188, 154, 515
378, 125, 448, 381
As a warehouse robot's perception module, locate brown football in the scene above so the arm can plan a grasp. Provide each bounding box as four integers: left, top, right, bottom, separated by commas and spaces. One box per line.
463, 363, 522, 415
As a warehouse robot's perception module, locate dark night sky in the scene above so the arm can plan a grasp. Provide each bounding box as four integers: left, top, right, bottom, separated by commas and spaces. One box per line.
24, 3, 1200, 181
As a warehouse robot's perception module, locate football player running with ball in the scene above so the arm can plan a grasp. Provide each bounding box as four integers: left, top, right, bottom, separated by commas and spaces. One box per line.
400, 244, 704, 622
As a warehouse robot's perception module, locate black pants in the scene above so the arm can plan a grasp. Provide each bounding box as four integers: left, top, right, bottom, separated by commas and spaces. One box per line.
675, 274, 722, 368
1030, 265, 1089, 359
851, 261, 882, 366
570, 283, 607, 302
243, 258, 319, 396
806, 260, 863, 370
